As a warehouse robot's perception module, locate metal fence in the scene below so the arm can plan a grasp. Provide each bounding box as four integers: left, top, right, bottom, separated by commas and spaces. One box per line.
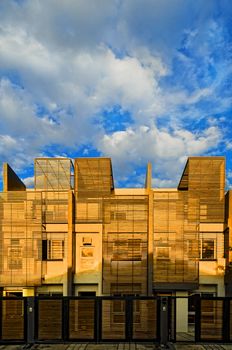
0, 296, 231, 344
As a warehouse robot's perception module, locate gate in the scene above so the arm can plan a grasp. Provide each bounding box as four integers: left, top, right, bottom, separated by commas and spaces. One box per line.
0, 297, 26, 343
196, 297, 231, 343
100, 297, 159, 342
34, 296, 159, 343
0, 296, 232, 344
170, 296, 232, 343
35, 297, 63, 341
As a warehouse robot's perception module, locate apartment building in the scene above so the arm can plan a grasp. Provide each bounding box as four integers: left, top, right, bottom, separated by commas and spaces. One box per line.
0, 156, 229, 305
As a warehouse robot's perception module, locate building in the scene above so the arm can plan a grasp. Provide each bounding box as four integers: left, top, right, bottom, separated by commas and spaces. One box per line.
0, 156, 230, 307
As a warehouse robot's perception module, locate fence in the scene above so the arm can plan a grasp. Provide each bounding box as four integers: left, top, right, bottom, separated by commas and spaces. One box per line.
0, 296, 231, 344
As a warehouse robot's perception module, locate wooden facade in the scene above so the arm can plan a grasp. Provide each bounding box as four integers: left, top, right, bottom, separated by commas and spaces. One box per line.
0, 156, 230, 300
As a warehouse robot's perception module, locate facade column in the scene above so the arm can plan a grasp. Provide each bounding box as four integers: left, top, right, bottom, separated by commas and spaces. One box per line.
64, 190, 74, 296
146, 162, 154, 296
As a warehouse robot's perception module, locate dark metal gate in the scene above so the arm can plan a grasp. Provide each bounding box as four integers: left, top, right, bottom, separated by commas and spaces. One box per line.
100, 297, 159, 342
0, 296, 232, 344
34, 296, 159, 343
0, 297, 26, 344
196, 297, 231, 343
169, 296, 232, 344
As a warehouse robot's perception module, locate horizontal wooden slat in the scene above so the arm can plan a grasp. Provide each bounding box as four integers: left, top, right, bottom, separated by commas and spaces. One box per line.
37, 299, 62, 340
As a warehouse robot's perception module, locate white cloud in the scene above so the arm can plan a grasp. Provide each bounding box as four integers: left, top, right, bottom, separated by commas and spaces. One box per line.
98, 125, 221, 185
0, 0, 230, 186
22, 176, 34, 188
152, 178, 177, 188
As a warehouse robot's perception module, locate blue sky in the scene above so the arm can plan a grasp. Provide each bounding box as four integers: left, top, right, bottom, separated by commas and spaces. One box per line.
0, 0, 231, 189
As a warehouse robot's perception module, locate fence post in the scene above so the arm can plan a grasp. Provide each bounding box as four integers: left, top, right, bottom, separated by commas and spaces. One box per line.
160, 297, 169, 347
95, 297, 102, 343
194, 294, 201, 342
223, 298, 230, 342
125, 296, 133, 342
26, 297, 35, 344
63, 297, 69, 341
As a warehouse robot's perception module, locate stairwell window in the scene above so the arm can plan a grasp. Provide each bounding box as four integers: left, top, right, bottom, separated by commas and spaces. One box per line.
187, 239, 199, 258
156, 246, 170, 261
8, 239, 22, 270
42, 239, 64, 261
110, 211, 126, 221
201, 239, 216, 260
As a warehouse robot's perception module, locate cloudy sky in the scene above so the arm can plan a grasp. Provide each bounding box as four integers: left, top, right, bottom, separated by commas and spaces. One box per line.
0, 0, 231, 189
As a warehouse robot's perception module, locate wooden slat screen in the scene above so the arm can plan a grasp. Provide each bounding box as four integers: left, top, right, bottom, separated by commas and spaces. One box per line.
101, 299, 126, 340
42, 191, 68, 223
75, 199, 102, 222
153, 191, 199, 283
0, 192, 42, 287
153, 158, 225, 285
200, 299, 223, 340
69, 299, 95, 340
35, 158, 73, 190
75, 158, 113, 196
103, 195, 148, 295
132, 299, 157, 339
37, 299, 62, 340
1, 299, 24, 340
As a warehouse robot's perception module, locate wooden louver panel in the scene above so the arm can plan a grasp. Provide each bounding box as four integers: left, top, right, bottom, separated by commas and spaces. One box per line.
101, 300, 126, 339
69, 299, 95, 339
132, 299, 157, 339
1, 299, 24, 340
37, 299, 62, 340
200, 299, 223, 340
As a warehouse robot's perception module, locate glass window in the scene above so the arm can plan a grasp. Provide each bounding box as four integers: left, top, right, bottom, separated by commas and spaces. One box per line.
201, 239, 216, 260
42, 239, 64, 260
112, 239, 141, 261
82, 237, 92, 246
156, 246, 170, 260
48, 240, 64, 260
8, 246, 22, 269
187, 239, 199, 258
110, 211, 126, 221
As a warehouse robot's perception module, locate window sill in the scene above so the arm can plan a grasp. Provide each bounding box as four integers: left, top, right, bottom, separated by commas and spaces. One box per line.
200, 259, 216, 261
44, 259, 64, 261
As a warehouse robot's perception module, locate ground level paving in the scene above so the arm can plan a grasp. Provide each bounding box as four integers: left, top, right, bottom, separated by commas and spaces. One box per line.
0, 344, 232, 350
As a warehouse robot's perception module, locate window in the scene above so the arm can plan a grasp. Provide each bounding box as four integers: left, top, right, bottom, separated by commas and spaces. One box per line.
187, 239, 199, 258
156, 246, 170, 260
8, 239, 22, 270
201, 239, 216, 260
42, 239, 64, 261
76, 202, 100, 221
82, 237, 92, 246
113, 239, 141, 261
112, 300, 125, 323
128, 239, 141, 260
200, 205, 207, 220
111, 298, 140, 324
110, 211, 126, 221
